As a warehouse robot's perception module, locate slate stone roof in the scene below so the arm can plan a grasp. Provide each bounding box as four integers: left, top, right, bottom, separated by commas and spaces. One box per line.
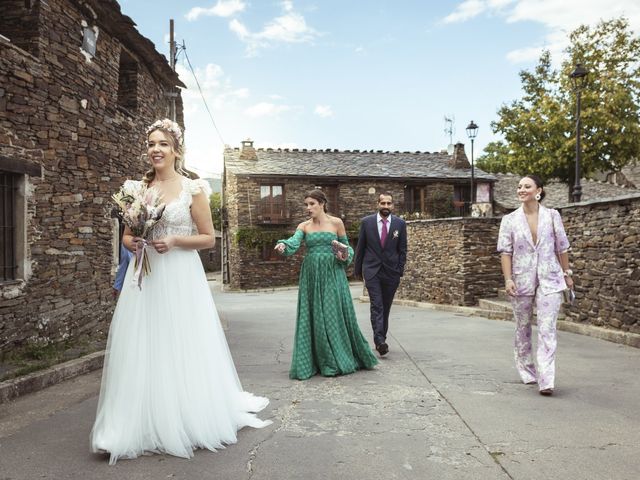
494, 173, 639, 210
224, 147, 497, 181
621, 163, 640, 188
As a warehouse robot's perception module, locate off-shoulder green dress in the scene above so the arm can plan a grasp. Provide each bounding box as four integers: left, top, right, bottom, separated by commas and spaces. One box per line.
278, 230, 378, 380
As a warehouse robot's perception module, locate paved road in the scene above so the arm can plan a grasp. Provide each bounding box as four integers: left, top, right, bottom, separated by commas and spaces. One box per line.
1, 284, 639, 479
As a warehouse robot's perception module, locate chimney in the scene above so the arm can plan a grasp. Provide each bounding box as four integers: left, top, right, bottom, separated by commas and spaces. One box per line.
240, 138, 257, 160
449, 142, 470, 169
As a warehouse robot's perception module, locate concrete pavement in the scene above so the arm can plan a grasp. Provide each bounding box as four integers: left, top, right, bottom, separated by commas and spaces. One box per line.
1, 284, 638, 480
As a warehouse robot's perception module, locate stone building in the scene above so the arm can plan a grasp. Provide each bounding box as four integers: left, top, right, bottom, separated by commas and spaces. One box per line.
0, 0, 184, 355
223, 140, 496, 289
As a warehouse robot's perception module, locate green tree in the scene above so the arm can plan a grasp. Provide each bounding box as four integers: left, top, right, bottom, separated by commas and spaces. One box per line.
209, 192, 222, 231
477, 17, 640, 189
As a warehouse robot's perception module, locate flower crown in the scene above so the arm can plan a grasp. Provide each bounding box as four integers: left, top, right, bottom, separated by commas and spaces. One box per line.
146, 118, 183, 145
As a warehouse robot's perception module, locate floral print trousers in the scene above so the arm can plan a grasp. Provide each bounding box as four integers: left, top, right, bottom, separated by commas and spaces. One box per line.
510, 289, 562, 391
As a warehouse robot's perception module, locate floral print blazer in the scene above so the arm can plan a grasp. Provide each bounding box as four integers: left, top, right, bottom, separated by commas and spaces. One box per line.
497, 205, 570, 296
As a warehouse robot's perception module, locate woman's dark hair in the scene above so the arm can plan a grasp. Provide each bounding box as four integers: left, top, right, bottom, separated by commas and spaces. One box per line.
524, 174, 546, 201
305, 189, 328, 212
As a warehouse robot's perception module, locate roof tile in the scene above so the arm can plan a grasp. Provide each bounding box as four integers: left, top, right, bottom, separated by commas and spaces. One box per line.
224, 147, 497, 181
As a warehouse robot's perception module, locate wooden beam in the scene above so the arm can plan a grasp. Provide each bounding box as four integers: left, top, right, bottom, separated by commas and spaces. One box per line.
0, 155, 43, 177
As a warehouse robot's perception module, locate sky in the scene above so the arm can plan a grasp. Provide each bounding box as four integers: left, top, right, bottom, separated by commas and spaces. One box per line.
118, 0, 640, 177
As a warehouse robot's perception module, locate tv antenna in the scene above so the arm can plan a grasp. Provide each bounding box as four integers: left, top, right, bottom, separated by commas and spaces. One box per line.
444, 115, 455, 154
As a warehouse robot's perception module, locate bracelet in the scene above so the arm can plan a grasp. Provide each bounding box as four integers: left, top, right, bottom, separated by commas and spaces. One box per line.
505, 278, 514, 283
563, 269, 573, 277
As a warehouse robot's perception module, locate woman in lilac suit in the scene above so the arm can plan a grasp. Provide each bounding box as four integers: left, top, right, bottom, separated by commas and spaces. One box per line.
497, 175, 574, 396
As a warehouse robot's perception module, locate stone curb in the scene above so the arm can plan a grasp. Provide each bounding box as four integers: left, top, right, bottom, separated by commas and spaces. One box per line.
359, 296, 640, 349
0, 351, 104, 405
221, 285, 299, 293
358, 296, 494, 316
556, 320, 640, 348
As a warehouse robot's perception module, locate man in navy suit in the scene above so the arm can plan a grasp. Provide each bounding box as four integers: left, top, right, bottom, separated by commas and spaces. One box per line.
354, 193, 407, 356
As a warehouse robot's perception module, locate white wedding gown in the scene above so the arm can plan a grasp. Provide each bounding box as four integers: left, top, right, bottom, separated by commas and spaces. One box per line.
91, 178, 271, 465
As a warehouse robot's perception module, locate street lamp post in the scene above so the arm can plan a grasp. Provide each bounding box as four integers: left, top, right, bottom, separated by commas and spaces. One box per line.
466, 120, 479, 210
570, 63, 588, 203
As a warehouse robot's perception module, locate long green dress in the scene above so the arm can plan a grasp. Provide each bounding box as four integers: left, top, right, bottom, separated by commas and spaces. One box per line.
278, 230, 378, 380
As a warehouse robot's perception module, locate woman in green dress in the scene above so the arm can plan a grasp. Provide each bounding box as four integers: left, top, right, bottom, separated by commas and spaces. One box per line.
275, 190, 378, 380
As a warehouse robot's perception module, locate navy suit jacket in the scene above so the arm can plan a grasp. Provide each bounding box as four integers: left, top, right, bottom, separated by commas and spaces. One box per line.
354, 214, 407, 281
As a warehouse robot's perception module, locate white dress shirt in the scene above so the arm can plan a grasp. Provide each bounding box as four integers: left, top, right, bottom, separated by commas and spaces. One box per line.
376, 213, 392, 239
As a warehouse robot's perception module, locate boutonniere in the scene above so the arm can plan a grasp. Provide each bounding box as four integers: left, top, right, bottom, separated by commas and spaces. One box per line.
393, 230, 399, 238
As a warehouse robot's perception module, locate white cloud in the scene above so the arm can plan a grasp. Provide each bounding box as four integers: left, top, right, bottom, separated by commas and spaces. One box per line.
505, 45, 544, 63
314, 105, 333, 118
229, 1, 319, 56
185, 0, 246, 21
442, 0, 487, 24
488, 0, 515, 8
443, 0, 640, 63
244, 102, 292, 118
173, 62, 255, 173
176, 63, 250, 110
259, 12, 316, 43
505, 30, 567, 63
229, 18, 250, 39
233, 88, 250, 99
281, 0, 294, 12
505, 0, 640, 30
257, 140, 299, 150
200, 64, 224, 89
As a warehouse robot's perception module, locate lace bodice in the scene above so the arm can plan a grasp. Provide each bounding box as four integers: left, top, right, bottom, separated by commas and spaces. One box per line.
129, 177, 210, 241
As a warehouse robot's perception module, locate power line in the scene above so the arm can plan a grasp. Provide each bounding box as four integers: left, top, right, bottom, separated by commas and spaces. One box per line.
177, 41, 226, 146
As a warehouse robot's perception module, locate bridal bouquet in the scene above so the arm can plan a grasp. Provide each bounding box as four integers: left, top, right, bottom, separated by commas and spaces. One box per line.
112, 181, 165, 289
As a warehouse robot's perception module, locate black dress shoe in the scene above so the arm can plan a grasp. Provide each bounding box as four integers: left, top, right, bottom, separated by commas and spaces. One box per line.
539, 388, 553, 396
376, 343, 389, 356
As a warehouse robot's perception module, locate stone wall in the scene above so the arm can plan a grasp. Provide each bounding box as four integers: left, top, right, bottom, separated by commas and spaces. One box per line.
396, 195, 640, 336
198, 236, 222, 272
397, 218, 502, 306
0, 0, 183, 354
559, 195, 640, 334
0, 0, 42, 57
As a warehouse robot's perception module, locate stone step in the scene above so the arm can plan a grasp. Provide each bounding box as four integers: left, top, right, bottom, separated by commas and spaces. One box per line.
470, 308, 513, 321
476, 297, 566, 323
496, 289, 510, 301
478, 298, 512, 313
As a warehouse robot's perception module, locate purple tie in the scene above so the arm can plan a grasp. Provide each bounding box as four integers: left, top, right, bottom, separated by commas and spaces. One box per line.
381, 218, 388, 247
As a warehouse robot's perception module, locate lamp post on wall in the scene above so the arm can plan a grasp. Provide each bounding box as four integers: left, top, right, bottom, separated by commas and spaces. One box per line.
465, 120, 479, 209
569, 63, 588, 203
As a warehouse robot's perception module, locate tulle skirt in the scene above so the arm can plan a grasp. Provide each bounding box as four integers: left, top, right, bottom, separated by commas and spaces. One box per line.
90, 248, 271, 464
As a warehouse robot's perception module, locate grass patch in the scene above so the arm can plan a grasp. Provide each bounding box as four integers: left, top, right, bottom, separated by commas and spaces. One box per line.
0, 336, 106, 383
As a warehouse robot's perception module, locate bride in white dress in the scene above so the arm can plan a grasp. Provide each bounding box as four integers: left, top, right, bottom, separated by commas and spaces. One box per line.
91, 119, 271, 465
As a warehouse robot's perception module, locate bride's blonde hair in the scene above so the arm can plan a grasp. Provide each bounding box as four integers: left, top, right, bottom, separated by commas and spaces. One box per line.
142, 119, 186, 185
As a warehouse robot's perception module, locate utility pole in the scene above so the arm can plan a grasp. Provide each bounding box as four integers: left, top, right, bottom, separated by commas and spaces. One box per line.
169, 19, 176, 122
